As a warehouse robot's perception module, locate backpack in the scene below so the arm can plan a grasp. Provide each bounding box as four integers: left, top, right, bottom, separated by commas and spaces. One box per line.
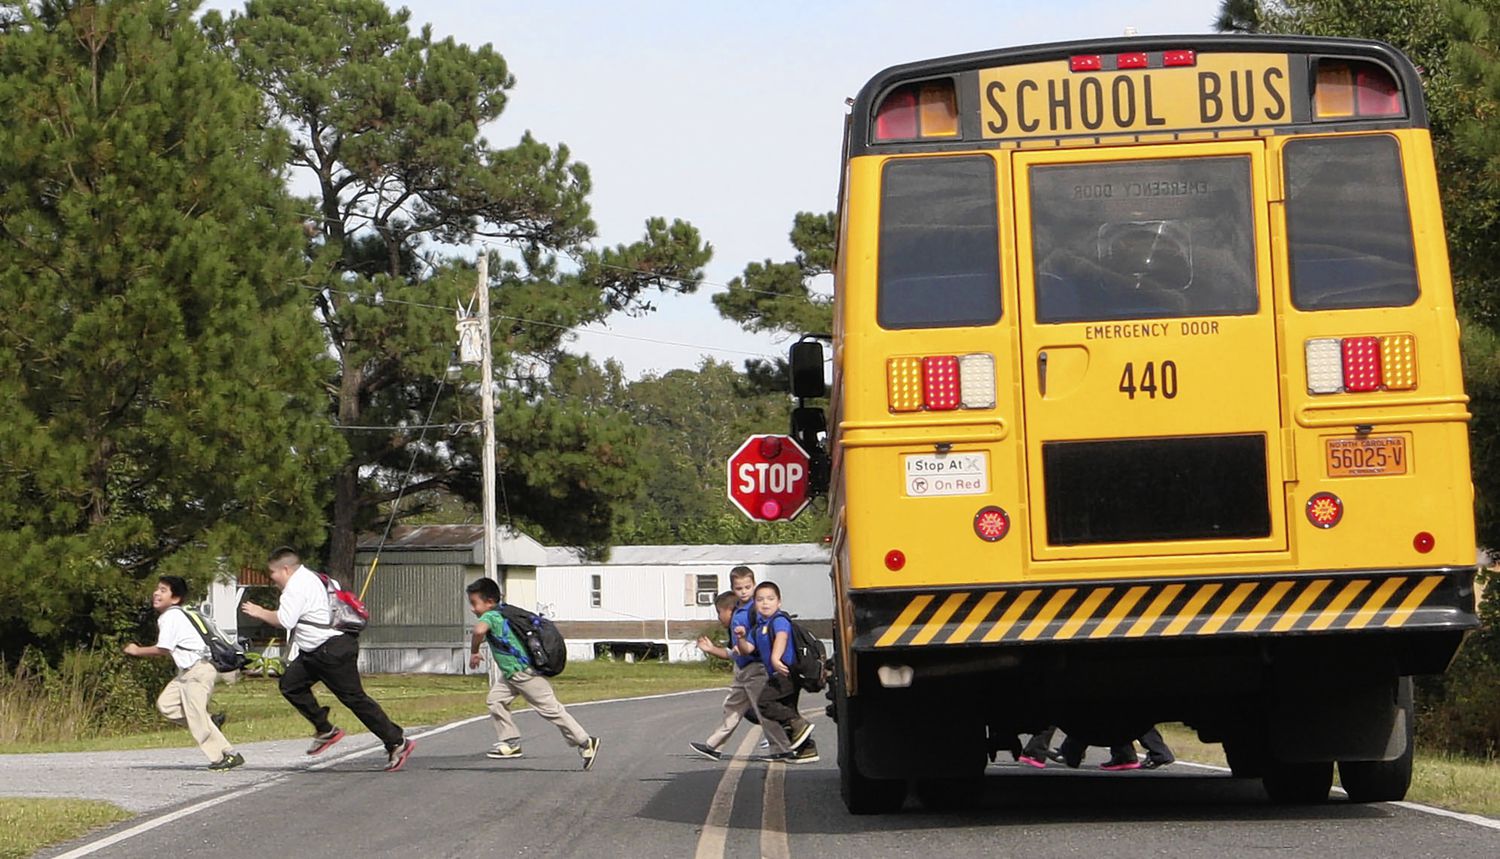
487, 604, 568, 677
306, 573, 369, 634
177, 606, 247, 673
758, 611, 829, 693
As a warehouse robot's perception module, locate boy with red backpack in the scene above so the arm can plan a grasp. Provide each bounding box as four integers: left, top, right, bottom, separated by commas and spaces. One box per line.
466, 577, 601, 769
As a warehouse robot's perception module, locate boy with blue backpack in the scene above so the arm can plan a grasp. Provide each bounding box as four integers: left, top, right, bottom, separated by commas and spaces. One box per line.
466, 577, 600, 769
689, 566, 767, 760
737, 581, 819, 763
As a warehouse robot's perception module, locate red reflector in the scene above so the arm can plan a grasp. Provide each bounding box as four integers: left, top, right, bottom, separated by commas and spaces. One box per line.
974, 507, 1011, 542
1116, 52, 1149, 69
874, 86, 918, 140
1070, 55, 1102, 72
1414, 532, 1435, 553
1356, 67, 1402, 116
1342, 337, 1383, 392
1306, 492, 1344, 529
885, 550, 906, 571
1163, 49, 1197, 67
922, 355, 961, 411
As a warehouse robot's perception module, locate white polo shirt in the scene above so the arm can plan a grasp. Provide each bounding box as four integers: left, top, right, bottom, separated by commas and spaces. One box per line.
155, 608, 209, 672
277, 565, 340, 659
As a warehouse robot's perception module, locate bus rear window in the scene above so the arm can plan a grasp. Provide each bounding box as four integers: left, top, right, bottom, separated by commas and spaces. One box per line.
1029, 156, 1258, 323
878, 157, 1002, 329
1285, 136, 1419, 310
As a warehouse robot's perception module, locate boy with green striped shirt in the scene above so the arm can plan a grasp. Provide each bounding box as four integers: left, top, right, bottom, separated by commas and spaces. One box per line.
466, 578, 600, 769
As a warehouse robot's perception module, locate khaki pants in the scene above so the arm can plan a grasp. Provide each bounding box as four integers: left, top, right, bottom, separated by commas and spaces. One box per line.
705, 661, 768, 749
156, 661, 233, 763
488, 662, 590, 748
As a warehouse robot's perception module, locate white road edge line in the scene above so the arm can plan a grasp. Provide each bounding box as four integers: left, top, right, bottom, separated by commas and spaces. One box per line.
1174, 760, 1500, 832
694, 727, 764, 859
54, 685, 729, 858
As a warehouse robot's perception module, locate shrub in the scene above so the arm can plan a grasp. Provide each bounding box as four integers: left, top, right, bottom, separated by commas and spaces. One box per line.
1416, 569, 1500, 757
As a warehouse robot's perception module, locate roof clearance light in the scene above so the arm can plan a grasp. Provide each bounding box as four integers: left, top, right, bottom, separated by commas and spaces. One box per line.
917, 82, 960, 138
1163, 49, 1197, 67
1342, 336, 1383, 392
874, 85, 919, 140
1380, 334, 1418, 390
1306, 338, 1344, 395
958, 353, 997, 409
922, 355, 961, 411
1314, 61, 1356, 119
1116, 52, 1149, 69
1355, 65, 1402, 116
1307, 492, 1344, 528
1070, 55, 1103, 72
887, 356, 924, 412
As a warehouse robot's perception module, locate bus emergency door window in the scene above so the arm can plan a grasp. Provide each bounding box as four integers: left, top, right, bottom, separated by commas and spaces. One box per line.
1285, 135, 1419, 310
1029, 156, 1258, 323
878, 156, 1003, 330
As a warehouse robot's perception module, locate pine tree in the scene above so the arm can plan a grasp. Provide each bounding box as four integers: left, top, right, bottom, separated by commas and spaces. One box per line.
0, 0, 337, 654
208, 0, 711, 577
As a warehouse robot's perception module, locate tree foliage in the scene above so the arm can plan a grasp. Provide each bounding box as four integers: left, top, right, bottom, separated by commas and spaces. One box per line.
207, 0, 712, 577
0, 0, 336, 656
713, 211, 836, 338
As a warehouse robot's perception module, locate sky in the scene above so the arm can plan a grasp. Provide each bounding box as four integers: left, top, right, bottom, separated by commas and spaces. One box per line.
216, 0, 1229, 378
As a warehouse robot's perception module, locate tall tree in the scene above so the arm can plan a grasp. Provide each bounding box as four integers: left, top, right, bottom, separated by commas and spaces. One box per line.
208, 0, 711, 577
714, 211, 836, 339
1215, 0, 1264, 32
0, 0, 337, 655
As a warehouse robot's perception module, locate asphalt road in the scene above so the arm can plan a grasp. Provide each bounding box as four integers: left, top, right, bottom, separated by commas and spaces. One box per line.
42, 687, 1500, 858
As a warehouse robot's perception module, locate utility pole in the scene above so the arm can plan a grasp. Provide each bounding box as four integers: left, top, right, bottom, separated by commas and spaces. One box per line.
476, 252, 499, 586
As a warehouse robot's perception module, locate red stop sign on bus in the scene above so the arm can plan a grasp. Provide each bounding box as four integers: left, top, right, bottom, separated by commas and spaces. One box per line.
727, 434, 811, 522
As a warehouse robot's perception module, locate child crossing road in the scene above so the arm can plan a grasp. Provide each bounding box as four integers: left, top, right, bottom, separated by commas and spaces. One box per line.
689, 567, 769, 761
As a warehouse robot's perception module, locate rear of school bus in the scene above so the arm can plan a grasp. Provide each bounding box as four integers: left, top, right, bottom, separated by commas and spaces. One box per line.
825, 35, 1479, 813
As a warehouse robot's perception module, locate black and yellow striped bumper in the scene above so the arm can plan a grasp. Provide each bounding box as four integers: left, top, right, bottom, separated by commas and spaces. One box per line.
853, 567, 1477, 650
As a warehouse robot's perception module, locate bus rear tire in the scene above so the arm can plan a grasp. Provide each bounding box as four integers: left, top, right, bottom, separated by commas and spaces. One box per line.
1262, 760, 1334, 804
1339, 677, 1414, 803
836, 674, 907, 814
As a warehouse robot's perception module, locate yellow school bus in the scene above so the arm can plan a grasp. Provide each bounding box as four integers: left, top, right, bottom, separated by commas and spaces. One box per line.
790, 35, 1480, 812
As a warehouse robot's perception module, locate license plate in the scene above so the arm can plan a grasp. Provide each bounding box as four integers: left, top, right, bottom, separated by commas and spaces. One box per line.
905, 451, 989, 497
1325, 435, 1408, 477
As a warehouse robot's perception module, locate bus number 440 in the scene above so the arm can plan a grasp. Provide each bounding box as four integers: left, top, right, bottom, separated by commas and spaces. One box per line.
1119, 360, 1179, 400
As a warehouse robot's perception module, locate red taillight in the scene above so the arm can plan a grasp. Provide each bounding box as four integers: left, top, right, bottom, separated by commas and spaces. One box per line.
1306, 492, 1344, 529
1116, 52, 1149, 69
1070, 55, 1102, 72
1356, 66, 1402, 116
974, 507, 1010, 542
885, 550, 906, 571
874, 86, 918, 140
922, 356, 960, 411
1341, 337, 1383, 392
1414, 532, 1435, 553
1163, 49, 1196, 67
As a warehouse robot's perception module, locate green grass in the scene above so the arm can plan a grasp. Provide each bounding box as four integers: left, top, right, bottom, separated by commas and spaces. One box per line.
1158, 723, 1500, 817
0, 798, 130, 859
2, 660, 727, 754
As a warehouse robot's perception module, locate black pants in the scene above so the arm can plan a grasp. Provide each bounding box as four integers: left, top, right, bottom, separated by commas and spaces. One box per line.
756, 673, 803, 728
279, 634, 404, 750
1139, 727, 1175, 764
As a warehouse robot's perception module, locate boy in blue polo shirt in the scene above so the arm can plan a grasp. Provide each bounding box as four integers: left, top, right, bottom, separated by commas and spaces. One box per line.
688, 567, 767, 760
738, 581, 817, 763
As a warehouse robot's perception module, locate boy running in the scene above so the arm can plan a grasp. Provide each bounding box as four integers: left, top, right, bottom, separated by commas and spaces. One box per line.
466, 578, 601, 770
740, 581, 818, 763
124, 576, 242, 771
689, 566, 768, 760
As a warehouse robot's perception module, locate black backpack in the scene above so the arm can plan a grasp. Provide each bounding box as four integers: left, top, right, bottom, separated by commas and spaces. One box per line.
760, 610, 829, 693
178, 606, 247, 673
489, 604, 568, 677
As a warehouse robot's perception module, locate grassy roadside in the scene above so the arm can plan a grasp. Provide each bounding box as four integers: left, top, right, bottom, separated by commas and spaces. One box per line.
1157, 723, 1500, 817
1, 660, 726, 755
0, 798, 130, 859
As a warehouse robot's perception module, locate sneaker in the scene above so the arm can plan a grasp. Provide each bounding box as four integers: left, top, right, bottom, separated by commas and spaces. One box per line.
306, 727, 346, 756
384, 738, 415, 772
1140, 757, 1175, 770
487, 742, 524, 759
207, 752, 244, 771
689, 741, 723, 761
581, 736, 601, 771
210, 712, 228, 730
755, 751, 796, 763
1044, 747, 1066, 763
788, 719, 815, 751
1101, 755, 1141, 771
791, 742, 820, 764
1018, 755, 1047, 769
